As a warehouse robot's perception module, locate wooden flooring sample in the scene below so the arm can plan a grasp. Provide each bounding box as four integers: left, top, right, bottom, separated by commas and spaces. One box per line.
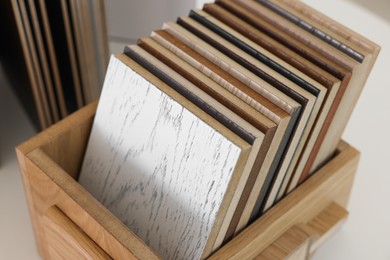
154, 24, 303, 228
183, 9, 330, 210
135, 37, 282, 244
201, 3, 342, 198
16, 0, 52, 127
125, 44, 270, 250
79, 54, 253, 260
215, 0, 352, 187
231, 0, 376, 181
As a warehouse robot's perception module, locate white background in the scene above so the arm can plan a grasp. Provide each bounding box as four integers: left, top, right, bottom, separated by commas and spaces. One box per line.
1, 0, 389, 259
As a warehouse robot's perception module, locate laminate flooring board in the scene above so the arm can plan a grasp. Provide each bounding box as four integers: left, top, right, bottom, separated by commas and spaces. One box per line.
201, 3, 342, 197
36, 0, 68, 118
78, 0, 101, 102
201, 4, 337, 90
41, 0, 80, 113
69, 0, 90, 104
125, 44, 268, 251
150, 28, 298, 232
20, 0, 53, 125
215, 0, 348, 80
259, 0, 370, 191
278, 0, 381, 60
174, 16, 318, 216
187, 9, 335, 205
79, 54, 252, 260
26, 0, 60, 122
261, 0, 365, 62
232, 0, 375, 180
214, 0, 356, 188
270, 0, 380, 178
59, 0, 84, 108
89, 0, 109, 85
136, 37, 280, 244
1, 0, 41, 129
14, 0, 51, 128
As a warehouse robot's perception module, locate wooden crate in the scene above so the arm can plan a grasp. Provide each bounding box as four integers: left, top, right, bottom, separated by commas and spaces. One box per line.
16, 101, 360, 259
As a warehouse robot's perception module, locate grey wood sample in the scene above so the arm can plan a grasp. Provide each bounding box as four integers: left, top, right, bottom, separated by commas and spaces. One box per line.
79, 54, 252, 260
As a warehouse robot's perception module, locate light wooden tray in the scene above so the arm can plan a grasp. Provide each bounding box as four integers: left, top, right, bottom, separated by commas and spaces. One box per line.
16, 101, 360, 259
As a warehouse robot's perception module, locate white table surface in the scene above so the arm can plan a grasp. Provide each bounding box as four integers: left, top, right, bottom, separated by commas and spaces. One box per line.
1, 0, 389, 259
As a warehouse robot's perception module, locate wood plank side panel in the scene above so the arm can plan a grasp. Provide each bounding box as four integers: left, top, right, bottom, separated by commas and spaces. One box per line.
210, 143, 359, 259
42, 206, 111, 259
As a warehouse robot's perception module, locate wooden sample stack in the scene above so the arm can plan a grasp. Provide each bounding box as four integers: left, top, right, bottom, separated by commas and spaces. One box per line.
76, 0, 380, 259
0, 0, 109, 130
16, 0, 380, 260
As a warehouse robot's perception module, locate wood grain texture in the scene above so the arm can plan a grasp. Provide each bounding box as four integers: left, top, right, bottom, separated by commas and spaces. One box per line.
209, 141, 359, 259
77, 0, 101, 102
89, 0, 109, 85
131, 40, 280, 247
150, 28, 299, 232
42, 206, 111, 259
79, 54, 253, 259
202, 3, 338, 88
200, 2, 345, 199
254, 225, 311, 260
259, 0, 365, 63
9, 0, 48, 129
26, 0, 60, 122
37, 0, 68, 117
44, 0, 81, 113
16, 100, 359, 260
17, 102, 160, 260
229, 0, 375, 182
139, 31, 289, 240
279, 0, 381, 57
124, 44, 267, 251
60, 0, 84, 109
174, 14, 319, 216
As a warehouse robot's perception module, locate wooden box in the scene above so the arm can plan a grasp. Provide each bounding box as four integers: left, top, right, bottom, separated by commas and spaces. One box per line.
16, 101, 360, 259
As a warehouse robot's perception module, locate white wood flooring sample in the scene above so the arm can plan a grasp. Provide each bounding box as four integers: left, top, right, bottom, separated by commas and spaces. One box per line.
79, 55, 249, 260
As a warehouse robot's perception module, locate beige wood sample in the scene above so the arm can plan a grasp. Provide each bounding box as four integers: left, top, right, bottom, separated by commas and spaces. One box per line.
69, 0, 93, 104
18, 0, 53, 126
60, 0, 84, 109
26, 0, 60, 122
10, 0, 48, 129
77, 0, 101, 102
89, 0, 109, 84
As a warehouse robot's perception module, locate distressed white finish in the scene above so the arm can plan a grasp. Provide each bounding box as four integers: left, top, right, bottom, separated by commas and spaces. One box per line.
79, 55, 245, 260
